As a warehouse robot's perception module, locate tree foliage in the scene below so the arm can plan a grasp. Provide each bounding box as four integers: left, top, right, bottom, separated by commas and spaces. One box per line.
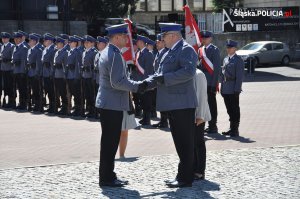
74, 0, 139, 21
212, 0, 242, 12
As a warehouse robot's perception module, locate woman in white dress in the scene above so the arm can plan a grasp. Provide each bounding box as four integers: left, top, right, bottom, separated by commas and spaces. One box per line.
118, 94, 138, 158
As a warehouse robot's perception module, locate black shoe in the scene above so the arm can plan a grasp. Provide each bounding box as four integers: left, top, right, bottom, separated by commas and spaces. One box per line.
194, 173, 205, 181
164, 179, 177, 184
206, 127, 218, 134
140, 120, 150, 125
166, 180, 192, 188
151, 111, 157, 118
152, 122, 168, 128
58, 109, 67, 115
71, 110, 80, 117
85, 112, 94, 118
230, 130, 239, 137
99, 179, 128, 187
222, 129, 232, 136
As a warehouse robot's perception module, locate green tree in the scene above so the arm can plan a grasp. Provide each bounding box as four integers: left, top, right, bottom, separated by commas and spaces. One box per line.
212, 0, 243, 12
73, 0, 139, 21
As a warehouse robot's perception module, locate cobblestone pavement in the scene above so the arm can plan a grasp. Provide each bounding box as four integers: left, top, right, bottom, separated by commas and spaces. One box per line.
1, 146, 299, 199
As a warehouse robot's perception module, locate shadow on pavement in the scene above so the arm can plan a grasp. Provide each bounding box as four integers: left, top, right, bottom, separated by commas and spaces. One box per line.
243, 63, 300, 82
101, 187, 141, 198
140, 180, 219, 198
116, 157, 139, 163
205, 133, 255, 144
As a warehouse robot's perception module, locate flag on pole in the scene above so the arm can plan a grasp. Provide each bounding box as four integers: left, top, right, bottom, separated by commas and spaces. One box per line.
122, 18, 135, 65
183, 4, 202, 52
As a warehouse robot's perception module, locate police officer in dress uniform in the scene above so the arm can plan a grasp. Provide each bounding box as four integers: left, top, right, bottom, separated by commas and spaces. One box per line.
27, 33, 43, 112
18, 30, 30, 49
53, 36, 68, 115
198, 31, 221, 134
221, 39, 244, 137
12, 32, 29, 110
151, 33, 169, 128
0, 32, 15, 108
95, 24, 147, 187
81, 35, 97, 118
135, 35, 155, 125
145, 23, 198, 188
66, 36, 82, 116
60, 34, 70, 51
41, 33, 56, 113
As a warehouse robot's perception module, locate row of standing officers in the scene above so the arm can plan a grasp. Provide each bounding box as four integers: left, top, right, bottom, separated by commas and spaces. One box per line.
0, 31, 112, 117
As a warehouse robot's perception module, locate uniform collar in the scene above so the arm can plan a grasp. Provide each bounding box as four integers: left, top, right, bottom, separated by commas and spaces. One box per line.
228, 53, 236, 60
109, 43, 121, 53
205, 43, 212, 49
170, 39, 183, 51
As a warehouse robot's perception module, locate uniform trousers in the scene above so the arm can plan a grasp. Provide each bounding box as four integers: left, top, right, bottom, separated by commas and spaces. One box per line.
0, 70, 2, 102
67, 79, 81, 111
83, 78, 94, 112
15, 73, 27, 106
54, 78, 68, 111
222, 94, 240, 123
2, 71, 14, 100
167, 108, 195, 183
43, 77, 55, 110
28, 76, 42, 109
99, 108, 123, 183
194, 122, 206, 175
207, 91, 218, 128
141, 90, 153, 112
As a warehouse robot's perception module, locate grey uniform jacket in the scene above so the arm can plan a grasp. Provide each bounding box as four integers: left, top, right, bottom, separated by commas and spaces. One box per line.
27, 44, 43, 77
199, 44, 221, 87
42, 44, 55, 78
0, 42, 15, 71
95, 44, 140, 111
148, 39, 198, 112
220, 54, 244, 94
12, 43, 28, 74
82, 48, 97, 79
53, 49, 68, 79
66, 48, 81, 80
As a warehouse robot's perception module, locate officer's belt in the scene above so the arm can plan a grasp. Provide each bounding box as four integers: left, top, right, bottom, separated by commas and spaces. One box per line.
12, 60, 21, 67
54, 63, 63, 69
43, 62, 50, 68
27, 63, 36, 69
82, 65, 92, 72
67, 64, 75, 70
2, 58, 12, 63
225, 77, 236, 81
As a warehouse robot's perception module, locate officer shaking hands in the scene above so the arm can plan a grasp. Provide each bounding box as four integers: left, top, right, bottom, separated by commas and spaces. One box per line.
146, 23, 198, 188
95, 23, 147, 188
220, 39, 244, 137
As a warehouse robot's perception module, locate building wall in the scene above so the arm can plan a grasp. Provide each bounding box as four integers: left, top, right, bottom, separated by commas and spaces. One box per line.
243, 0, 300, 7
0, 20, 87, 36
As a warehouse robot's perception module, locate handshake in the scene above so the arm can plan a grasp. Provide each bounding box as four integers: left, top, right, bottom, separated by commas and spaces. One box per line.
136, 73, 165, 94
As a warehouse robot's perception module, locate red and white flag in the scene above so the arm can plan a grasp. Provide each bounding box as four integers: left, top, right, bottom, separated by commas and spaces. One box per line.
122, 18, 135, 65
183, 4, 201, 52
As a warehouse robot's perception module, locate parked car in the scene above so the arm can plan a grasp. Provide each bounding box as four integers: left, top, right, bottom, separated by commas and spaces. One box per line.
294, 43, 300, 61
236, 41, 290, 67
88, 18, 155, 39
135, 23, 155, 38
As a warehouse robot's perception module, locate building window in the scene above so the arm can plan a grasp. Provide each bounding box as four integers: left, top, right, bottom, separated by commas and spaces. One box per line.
174, 0, 183, 11
148, 0, 159, 11
136, 0, 146, 11
194, 0, 203, 10
161, 0, 172, 11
